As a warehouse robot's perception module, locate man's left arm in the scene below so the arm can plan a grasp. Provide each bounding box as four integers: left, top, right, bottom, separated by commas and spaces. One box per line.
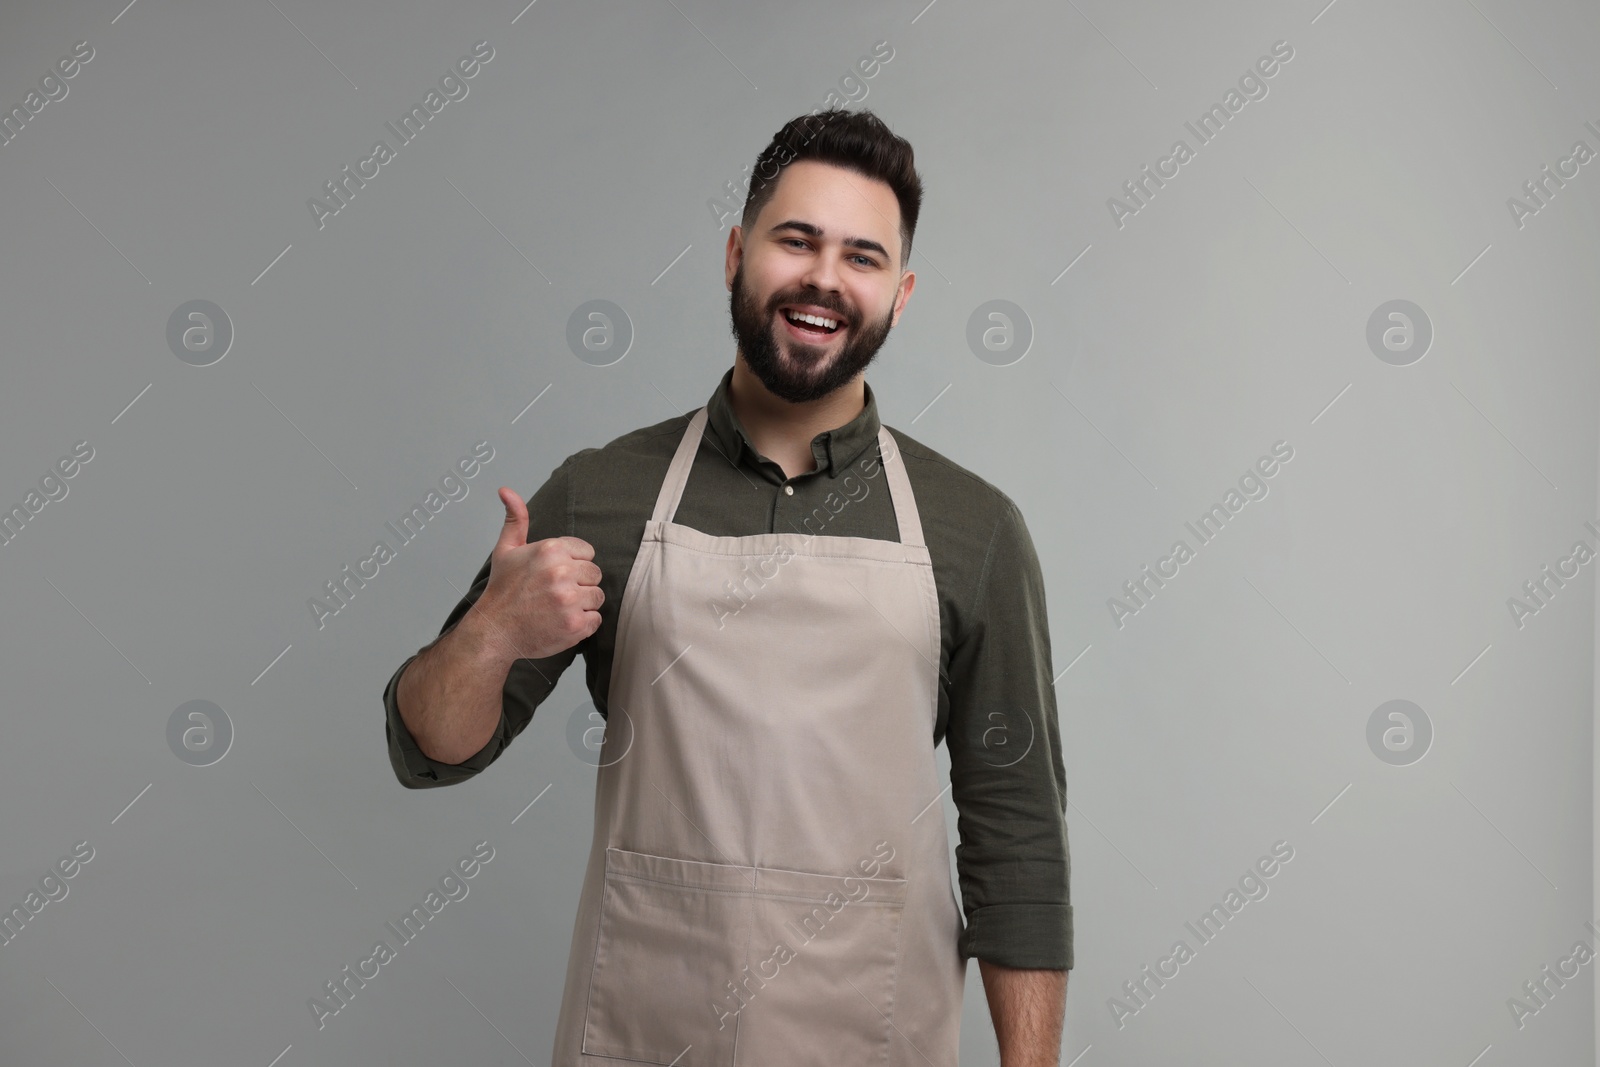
977, 959, 1068, 1067
945, 496, 1072, 1064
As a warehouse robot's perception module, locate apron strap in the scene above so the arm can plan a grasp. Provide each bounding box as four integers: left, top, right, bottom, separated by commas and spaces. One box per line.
876, 425, 926, 549
651, 405, 928, 550
651, 407, 709, 525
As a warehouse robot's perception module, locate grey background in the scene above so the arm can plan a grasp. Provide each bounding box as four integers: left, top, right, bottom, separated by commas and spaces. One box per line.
0, 0, 1596, 1064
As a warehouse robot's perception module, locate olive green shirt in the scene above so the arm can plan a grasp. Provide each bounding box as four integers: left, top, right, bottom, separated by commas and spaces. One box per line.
382, 366, 1072, 970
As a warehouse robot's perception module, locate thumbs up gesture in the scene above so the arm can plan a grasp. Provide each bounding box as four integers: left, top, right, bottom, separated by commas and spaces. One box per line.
475, 487, 604, 660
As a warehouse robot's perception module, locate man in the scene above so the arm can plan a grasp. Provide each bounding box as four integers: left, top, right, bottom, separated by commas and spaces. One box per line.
384, 108, 1070, 1065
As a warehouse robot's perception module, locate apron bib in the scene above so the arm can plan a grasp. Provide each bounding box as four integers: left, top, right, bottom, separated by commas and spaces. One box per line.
549, 405, 965, 1066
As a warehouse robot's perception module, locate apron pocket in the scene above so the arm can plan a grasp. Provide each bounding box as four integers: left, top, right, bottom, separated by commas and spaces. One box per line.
730, 863, 910, 1062
581, 848, 910, 1066
581, 847, 753, 1065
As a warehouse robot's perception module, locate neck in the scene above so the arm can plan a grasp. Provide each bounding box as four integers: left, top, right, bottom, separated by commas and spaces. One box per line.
728, 358, 865, 478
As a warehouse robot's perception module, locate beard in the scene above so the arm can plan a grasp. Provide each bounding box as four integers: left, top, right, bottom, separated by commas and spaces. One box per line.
728, 263, 895, 404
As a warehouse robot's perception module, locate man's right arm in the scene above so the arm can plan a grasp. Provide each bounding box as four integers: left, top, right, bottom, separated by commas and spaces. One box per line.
384, 459, 585, 789
395, 588, 531, 765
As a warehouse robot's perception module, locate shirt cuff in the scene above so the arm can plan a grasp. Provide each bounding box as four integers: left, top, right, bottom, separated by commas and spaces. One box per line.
959, 902, 1073, 970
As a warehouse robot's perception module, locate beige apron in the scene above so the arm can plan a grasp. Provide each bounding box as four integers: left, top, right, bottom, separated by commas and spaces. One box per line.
550, 405, 966, 1066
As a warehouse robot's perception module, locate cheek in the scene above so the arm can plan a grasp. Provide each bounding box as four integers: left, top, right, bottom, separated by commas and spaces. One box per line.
748, 268, 791, 307
862, 289, 895, 323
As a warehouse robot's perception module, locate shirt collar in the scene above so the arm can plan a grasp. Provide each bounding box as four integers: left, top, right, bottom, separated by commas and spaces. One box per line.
703, 365, 882, 478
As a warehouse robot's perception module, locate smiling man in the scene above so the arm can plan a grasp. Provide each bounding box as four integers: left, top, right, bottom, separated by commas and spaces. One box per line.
383, 108, 1071, 1066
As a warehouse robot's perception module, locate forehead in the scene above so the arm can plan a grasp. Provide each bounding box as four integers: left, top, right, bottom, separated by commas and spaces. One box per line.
759, 159, 901, 256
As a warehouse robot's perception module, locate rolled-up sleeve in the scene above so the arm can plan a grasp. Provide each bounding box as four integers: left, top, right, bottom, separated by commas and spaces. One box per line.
946, 497, 1072, 969
384, 460, 581, 789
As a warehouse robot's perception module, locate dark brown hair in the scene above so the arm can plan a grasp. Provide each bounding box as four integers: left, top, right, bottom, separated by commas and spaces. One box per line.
740, 108, 922, 271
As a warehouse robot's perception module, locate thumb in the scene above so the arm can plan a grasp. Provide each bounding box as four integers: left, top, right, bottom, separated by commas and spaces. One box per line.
494, 487, 529, 554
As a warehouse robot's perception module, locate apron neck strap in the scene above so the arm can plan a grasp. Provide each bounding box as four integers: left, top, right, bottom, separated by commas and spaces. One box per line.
874, 425, 926, 548
651, 405, 928, 549
651, 407, 710, 525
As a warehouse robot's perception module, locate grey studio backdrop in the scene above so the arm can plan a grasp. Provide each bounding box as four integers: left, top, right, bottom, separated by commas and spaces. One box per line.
1, 0, 1597, 1064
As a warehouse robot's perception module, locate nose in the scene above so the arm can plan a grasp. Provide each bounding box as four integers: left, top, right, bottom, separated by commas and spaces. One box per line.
796, 249, 844, 306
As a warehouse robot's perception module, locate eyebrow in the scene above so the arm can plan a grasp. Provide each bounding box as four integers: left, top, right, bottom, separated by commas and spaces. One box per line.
767, 220, 890, 262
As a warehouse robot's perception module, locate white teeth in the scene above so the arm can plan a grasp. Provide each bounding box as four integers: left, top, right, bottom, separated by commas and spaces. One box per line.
783, 308, 839, 331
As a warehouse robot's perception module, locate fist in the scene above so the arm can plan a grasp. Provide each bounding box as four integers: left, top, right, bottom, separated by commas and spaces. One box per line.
475, 486, 604, 660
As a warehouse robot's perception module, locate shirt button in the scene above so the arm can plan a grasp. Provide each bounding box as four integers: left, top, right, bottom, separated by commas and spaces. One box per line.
783, 484, 794, 496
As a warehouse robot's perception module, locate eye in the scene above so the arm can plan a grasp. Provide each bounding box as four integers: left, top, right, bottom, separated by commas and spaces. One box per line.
781, 238, 877, 268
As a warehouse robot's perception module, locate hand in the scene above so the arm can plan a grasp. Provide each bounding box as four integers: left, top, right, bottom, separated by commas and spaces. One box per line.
473, 486, 604, 660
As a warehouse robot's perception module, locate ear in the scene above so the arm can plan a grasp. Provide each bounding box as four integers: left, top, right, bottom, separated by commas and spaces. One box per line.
725, 226, 744, 291
889, 269, 916, 327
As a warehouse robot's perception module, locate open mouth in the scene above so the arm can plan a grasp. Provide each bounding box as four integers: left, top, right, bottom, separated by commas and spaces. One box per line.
779, 307, 845, 342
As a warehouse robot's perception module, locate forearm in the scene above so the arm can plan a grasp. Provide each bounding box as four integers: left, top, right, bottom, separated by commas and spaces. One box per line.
977, 958, 1067, 1067
395, 601, 522, 764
